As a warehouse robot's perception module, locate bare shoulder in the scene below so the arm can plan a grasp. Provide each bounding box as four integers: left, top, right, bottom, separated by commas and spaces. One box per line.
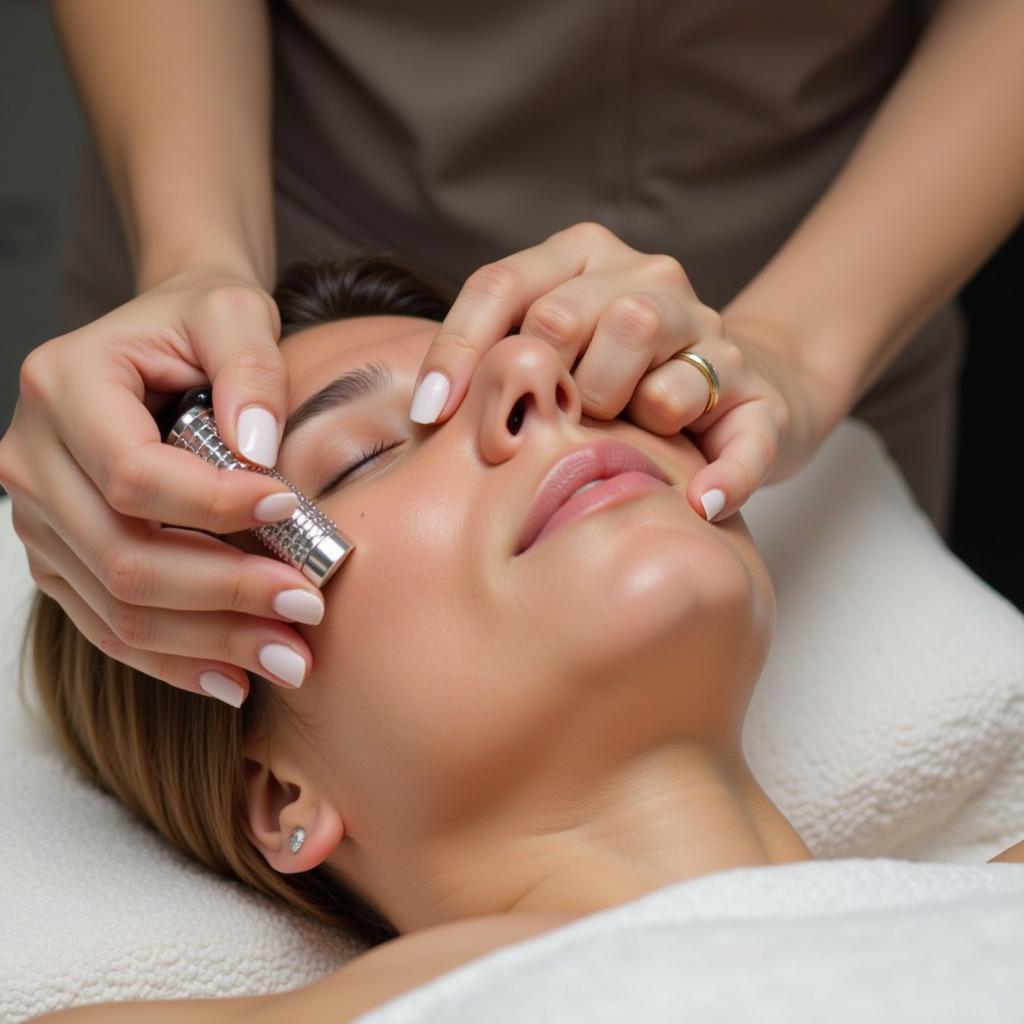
24, 914, 576, 1024
276, 911, 579, 1022
989, 838, 1024, 863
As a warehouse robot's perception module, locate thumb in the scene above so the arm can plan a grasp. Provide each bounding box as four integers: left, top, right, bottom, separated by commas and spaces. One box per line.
189, 285, 287, 468
686, 412, 779, 523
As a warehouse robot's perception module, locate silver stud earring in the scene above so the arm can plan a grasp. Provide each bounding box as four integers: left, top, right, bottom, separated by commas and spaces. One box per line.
288, 826, 306, 854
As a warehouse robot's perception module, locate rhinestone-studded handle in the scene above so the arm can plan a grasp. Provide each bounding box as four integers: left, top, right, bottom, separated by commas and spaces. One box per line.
165, 392, 353, 587
250, 467, 351, 585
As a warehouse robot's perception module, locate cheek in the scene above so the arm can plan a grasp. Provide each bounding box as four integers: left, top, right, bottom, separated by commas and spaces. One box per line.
300, 473, 509, 816
292, 430, 774, 822
503, 502, 776, 743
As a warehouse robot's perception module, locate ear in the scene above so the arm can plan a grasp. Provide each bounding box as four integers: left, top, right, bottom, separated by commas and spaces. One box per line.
239, 746, 345, 875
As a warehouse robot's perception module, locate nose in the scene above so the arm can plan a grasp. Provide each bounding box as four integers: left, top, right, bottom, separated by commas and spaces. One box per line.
461, 333, 583, 466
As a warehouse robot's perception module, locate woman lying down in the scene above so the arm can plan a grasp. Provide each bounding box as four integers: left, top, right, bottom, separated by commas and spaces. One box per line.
25, 250, 1024, 1023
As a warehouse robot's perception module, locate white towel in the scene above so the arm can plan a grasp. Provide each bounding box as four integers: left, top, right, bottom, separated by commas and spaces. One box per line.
743, 421, 1024, 864
2, 418, 1023, 1022
352, 858, 1024, 1023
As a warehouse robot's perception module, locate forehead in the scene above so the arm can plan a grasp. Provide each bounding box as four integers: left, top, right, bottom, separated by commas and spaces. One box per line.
279, 315, 440, 412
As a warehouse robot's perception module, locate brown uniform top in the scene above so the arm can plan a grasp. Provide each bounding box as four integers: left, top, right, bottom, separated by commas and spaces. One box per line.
57, 0, 963, 534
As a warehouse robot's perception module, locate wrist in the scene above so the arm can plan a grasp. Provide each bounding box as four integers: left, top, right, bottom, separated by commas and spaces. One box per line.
721, 310, 853, 444
136, 236, 275, 296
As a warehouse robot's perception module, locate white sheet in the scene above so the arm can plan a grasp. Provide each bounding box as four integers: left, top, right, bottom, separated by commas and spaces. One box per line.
2, 417, 1023, 1022
352, 858, 1024, 1023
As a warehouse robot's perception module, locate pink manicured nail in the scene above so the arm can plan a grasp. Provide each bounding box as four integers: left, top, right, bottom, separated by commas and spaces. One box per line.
258, 643, 307, 688
199, 670, 246, 707
254, 491, 299, 522
700, 488, 727, 522
409, 371, 450, 424
237, 405, 281, 468
273, 589, 325, 625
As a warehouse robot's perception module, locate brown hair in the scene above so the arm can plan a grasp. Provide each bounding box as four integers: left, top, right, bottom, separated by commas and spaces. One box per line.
17, 248, 455, 947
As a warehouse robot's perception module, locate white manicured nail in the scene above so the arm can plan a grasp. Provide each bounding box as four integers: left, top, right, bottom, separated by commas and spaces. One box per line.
199, 670, 246, 708
273, 589, 325, 625
409, 371, 450, 424
259, 643, 307, 688
700, 488, 727, 522
237, 405, 281, 467
254, 491, 299, 522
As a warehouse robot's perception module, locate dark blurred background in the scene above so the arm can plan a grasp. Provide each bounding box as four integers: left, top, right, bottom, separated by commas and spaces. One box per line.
1, 2, 1021, 612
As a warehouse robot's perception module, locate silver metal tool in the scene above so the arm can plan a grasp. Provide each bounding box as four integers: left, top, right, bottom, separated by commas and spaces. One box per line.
163, 386, 353, 587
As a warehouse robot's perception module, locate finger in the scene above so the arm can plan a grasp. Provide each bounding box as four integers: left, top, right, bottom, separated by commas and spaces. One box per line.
409, 222, 636, 426
517, 267, 681, 373
685, 401, 782, 523
571, 290, 709, 419
626, 329, 735, 435
518, 250, 700, 368
31, 570, 252, 707
56, 377, 300, 534
186, 285, 287, 468
33, 450, 324, 623
626, 356, 719, 435
36, 533, 312, 690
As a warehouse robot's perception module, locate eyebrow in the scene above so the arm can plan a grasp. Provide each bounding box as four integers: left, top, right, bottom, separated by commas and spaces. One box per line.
281, 360, 395, 446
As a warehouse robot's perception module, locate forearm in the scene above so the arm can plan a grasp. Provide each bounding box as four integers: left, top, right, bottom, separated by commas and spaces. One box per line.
29, 993, 267, 1023
50, 0, 276, 292
721, 0, 1024, 437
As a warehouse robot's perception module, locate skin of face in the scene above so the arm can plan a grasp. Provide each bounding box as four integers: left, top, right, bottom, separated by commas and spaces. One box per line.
235, 315, 779, 930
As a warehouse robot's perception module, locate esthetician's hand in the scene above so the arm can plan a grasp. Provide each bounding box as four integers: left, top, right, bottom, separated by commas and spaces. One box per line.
409, 221, 825, 523
0, 267, 322, 706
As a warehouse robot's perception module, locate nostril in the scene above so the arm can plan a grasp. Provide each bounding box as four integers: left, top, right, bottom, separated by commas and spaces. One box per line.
508, 384, 571, 433
507, 395, 528, 434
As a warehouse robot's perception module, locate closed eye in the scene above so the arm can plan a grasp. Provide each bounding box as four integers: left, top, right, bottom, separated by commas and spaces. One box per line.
316, 440, 400, 499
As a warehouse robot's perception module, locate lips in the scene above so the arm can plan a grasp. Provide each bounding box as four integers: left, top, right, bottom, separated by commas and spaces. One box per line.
515, 438, 673, 555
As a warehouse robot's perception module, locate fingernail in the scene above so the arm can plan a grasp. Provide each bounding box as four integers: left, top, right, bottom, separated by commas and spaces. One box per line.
273, 588, 325, 625
700, 488, 727, 522
237, 405, 281, 467
199, 670, 246, 708
409, 371, 450, 424
254, 490, 299, 522
259, 642, 307, 688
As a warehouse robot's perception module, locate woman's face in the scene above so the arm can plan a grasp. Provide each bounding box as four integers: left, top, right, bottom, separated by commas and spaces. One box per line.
249, 315, 775, 855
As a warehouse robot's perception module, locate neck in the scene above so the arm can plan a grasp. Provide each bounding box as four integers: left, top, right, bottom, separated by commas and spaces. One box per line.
393, 740, 812, 931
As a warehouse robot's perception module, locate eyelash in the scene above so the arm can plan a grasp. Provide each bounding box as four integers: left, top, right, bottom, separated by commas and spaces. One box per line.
324, 439, 398, 493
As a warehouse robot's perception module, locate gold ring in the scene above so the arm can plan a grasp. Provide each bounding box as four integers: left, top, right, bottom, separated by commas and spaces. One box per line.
670, 351, 720, 416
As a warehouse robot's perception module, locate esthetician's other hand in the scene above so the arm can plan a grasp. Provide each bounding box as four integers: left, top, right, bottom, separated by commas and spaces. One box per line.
0, 267, 322, 706
409, 221, 825, 523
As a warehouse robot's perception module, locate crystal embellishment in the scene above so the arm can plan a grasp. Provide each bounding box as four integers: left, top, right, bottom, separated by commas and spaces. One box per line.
288, 826, 306, 854
166, 393, 352, 586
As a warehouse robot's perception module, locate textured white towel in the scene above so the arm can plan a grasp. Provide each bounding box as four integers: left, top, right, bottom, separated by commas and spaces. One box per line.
2, 418, 1023, 1023
352, 858, 1024, 1023
743, 422, 1024, 864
